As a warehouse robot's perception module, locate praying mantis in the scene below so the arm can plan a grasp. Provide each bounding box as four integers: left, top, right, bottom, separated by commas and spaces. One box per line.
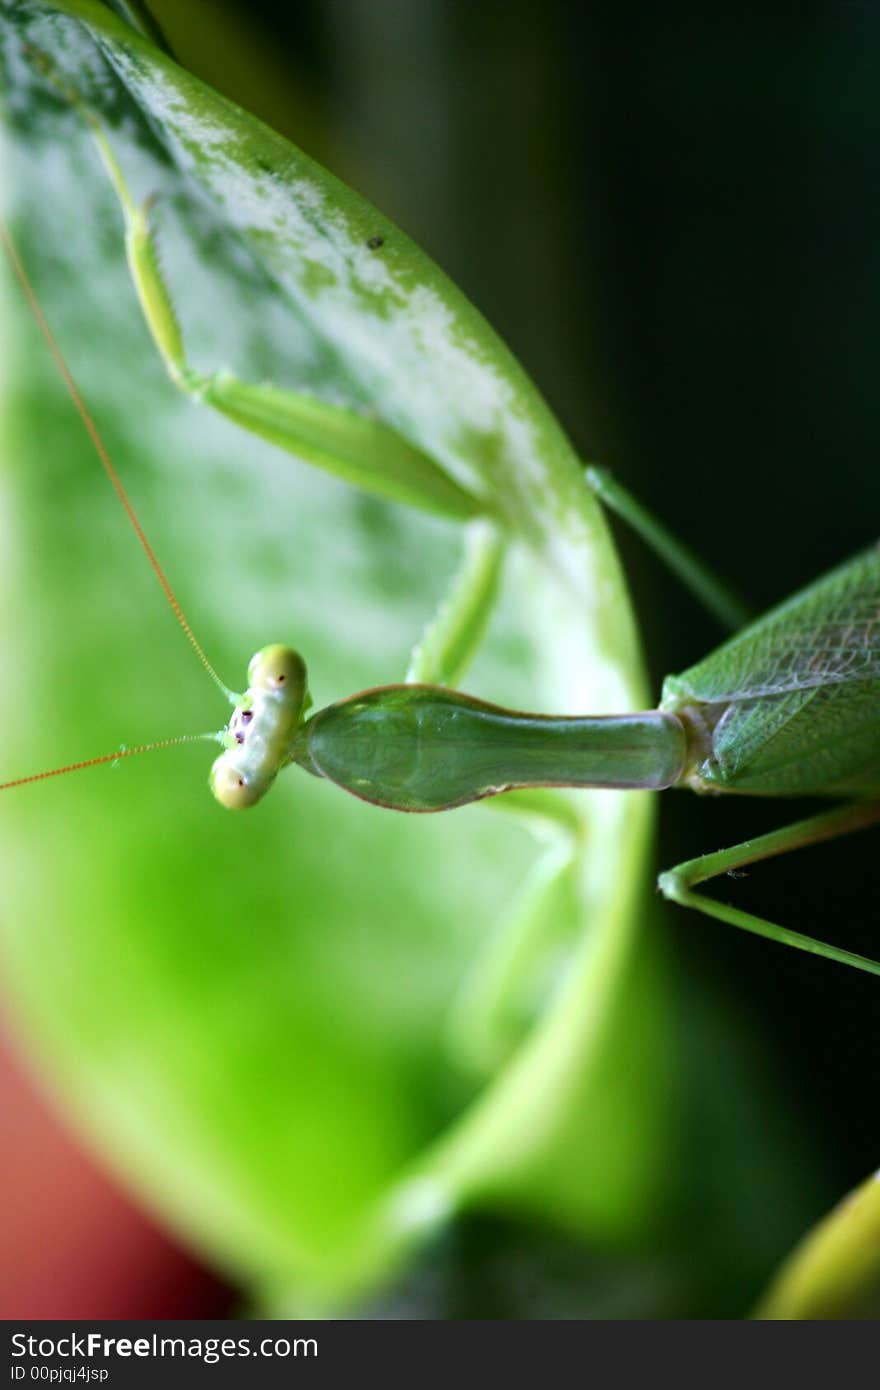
3, 69, 880, 993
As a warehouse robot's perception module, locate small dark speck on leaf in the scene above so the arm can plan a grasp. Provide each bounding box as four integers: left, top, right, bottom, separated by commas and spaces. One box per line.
366, 235, 385, 250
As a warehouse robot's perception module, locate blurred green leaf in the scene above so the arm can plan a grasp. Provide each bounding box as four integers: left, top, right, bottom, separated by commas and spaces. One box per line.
0, 0, 669, 1307
757, 1169, 880, 1319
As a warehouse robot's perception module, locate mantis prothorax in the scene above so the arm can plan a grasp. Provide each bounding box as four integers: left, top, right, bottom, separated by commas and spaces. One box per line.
4, 97, 880, 996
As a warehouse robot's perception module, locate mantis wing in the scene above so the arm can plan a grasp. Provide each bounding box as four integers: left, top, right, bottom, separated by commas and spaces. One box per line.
663, 546, 880, 794
663, 544, 880, 708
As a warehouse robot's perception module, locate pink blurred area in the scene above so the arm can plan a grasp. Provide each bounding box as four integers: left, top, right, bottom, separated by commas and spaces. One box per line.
0, 1022, 233, 1319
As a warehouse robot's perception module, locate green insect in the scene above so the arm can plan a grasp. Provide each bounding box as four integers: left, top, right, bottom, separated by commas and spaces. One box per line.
3, 86, 880, 994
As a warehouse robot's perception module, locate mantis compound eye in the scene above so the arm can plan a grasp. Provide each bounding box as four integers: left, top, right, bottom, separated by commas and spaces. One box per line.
247, 645, 308, 701
209, 754, 266, 809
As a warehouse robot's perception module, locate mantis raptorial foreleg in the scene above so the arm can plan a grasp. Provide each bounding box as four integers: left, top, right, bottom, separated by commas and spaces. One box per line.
402, 517, 590, 1060
658, 799, 880, 977
584, 465, 751, 631
405, 520, 505, 686
80, 99, 483, 524
447, 835, 581, 1072
444, 785, 586, 1069
81, 55, 757, 626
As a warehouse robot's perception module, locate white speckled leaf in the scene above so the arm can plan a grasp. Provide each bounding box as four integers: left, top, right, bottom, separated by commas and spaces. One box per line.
0, 0, 670, 1306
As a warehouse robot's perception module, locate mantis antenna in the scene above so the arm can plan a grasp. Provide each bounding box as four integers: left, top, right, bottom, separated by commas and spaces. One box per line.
2, 216, 314, 808
0, 735, 220, 794
0, 219, 236, 705
0, 217, 236, 791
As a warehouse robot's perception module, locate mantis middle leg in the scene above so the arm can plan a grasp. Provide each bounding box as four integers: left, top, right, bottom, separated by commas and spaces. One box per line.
584, 464, 751, 632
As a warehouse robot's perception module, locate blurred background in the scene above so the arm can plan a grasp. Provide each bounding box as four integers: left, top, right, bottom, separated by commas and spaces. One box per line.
2, 0, 880, 1318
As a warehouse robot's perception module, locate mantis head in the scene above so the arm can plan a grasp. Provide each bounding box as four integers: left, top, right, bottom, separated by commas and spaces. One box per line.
209, 645, 311, 809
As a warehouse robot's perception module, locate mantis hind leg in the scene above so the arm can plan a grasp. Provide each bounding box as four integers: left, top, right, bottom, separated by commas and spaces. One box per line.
658, 799, 880, 978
